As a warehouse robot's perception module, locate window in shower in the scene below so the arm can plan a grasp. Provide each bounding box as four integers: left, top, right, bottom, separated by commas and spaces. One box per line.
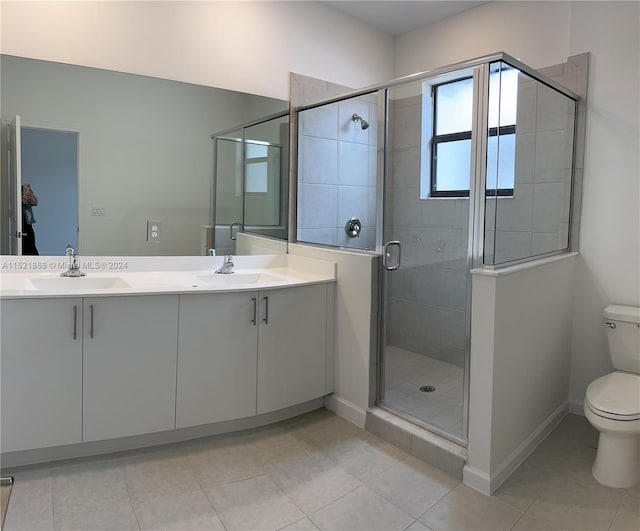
245, 142, 270, 193
425, 67, 518, 198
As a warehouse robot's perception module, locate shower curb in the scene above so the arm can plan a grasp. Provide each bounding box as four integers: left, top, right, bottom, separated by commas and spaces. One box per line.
365, 407, 466, 481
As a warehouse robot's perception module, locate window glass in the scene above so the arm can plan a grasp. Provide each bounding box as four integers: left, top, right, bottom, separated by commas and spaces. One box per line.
435, 77, 473, 135
434, 139, 471, 192
488, 68, 518, 128
486, 134, 515, 190
246, 161, 268, 193
246, 143, 268, 159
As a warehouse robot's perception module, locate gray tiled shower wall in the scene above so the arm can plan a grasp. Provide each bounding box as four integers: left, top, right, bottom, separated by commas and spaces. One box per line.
297, 94, 378, 250
385, 93, 469, 367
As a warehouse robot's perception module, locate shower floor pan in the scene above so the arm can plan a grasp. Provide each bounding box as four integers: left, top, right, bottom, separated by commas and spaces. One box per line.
383, 345, 464, 438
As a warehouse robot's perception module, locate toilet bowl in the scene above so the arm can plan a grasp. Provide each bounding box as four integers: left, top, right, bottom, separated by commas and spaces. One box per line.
584, 372, 640, 488
584, 305, 640, 489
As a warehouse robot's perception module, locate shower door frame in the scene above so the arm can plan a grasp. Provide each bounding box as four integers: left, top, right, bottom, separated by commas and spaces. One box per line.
375, 64, 491, 445
375, 55, 579, 444
292, 53, 579, 445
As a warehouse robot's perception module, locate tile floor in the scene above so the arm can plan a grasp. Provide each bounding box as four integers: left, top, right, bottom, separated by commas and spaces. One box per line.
2, 409, 639, 531
383, 346, 464, 437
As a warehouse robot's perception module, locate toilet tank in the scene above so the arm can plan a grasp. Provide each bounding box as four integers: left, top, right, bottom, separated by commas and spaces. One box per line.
603, 305, 640, 374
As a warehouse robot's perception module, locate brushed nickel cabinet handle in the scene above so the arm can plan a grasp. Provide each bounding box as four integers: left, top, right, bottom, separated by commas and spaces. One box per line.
262, 296, 269, 325
73, 305, 78, 340
251, 297, 257, 326
89, 304, 95, 338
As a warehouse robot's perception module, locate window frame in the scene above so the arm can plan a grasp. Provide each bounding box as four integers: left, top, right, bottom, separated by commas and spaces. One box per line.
430, 76, 515, 198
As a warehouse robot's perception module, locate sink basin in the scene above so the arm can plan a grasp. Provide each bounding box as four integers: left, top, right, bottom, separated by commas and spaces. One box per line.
193, 272, 283, 287
26, 276, 131, 290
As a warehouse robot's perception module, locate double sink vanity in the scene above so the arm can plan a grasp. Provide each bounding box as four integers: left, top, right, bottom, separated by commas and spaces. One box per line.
0, 254, 336, 466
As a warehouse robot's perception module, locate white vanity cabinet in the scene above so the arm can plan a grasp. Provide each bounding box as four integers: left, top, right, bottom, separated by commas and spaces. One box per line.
0, 265, 335, 460
82, 295, 179, 441
176, 283, 331, 427
1, 298, 83, 452
176, 292, 259, 428
257, 284, 328, 414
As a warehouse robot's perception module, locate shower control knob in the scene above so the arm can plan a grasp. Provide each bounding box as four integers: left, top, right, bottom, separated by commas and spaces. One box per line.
345, 217, 362, 238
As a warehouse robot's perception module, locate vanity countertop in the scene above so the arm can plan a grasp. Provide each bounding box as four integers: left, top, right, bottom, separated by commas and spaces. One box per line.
0, 254, 336, 299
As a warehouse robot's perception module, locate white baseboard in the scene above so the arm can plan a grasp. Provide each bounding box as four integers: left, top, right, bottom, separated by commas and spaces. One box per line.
463, 465, 492, 495
569, 399, 585, 416
491, 402, 569, 493
324, 395, 367, 428
464, 401, 569, 496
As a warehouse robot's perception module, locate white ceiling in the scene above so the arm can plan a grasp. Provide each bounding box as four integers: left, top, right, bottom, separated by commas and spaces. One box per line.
324, 1, 488, 36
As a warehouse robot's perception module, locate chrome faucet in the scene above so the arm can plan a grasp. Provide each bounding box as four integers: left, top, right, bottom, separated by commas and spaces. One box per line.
60, 245, 86, 277
215, 255, 234, 274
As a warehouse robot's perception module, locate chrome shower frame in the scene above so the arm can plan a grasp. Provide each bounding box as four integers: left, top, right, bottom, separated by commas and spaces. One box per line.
293, 52, 580, 445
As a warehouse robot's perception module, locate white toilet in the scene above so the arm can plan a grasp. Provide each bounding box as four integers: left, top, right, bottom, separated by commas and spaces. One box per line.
584, 304, 640, 488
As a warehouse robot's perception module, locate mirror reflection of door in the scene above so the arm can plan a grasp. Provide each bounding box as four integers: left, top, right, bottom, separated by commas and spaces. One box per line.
19, 124, 79, 255
7, 116, 23, 255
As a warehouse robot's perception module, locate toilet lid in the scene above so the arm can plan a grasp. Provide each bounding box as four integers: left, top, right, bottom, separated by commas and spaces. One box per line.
586, 372, 640, 420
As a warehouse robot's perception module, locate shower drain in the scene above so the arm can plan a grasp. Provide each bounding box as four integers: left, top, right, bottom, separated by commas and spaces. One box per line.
419, 385, 436, 393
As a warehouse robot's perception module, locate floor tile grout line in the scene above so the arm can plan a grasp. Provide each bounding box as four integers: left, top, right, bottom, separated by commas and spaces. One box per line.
606, 491, 633, 531
47, 468, 56, 531
121, 464, 143, 531
508, 511, 528, 531
412, 483, 467, 527
305, 484, 368, 529
287, 473, 362, 519
371, 477, 455, 523
198, 476, 230, 531
276, 516, 320, 531
263, 471, 318, 526
345, 481, 424, 524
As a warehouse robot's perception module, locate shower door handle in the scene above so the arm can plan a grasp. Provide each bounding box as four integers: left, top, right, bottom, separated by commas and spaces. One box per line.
383, 241, 401, 271
230, 222, 242, 241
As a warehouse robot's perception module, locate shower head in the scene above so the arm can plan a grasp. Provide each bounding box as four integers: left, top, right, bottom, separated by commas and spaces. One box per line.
352, 113, 370, 130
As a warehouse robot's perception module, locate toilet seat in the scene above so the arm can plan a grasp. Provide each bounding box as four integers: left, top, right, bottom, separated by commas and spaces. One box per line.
586, 372, 640, 421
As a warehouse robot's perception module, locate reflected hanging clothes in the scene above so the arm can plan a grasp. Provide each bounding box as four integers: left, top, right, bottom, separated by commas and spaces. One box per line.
22, 202, 39, 255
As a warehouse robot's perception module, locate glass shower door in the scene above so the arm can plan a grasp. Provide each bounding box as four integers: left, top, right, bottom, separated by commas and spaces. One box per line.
379, 73, 473, 442
213, 130, 244, 256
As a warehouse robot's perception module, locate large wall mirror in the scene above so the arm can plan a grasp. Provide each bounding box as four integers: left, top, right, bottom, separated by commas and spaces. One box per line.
0, 55, 288, 256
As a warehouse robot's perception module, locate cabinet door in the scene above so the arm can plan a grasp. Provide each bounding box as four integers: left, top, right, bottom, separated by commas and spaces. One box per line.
1, 298, 83, 452
82, 295, 179, 441
176, 292, 258, 428
257, 284, 328, 414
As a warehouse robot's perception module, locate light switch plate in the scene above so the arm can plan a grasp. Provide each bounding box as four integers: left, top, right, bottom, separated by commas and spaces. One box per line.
147, 220, 161, 242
